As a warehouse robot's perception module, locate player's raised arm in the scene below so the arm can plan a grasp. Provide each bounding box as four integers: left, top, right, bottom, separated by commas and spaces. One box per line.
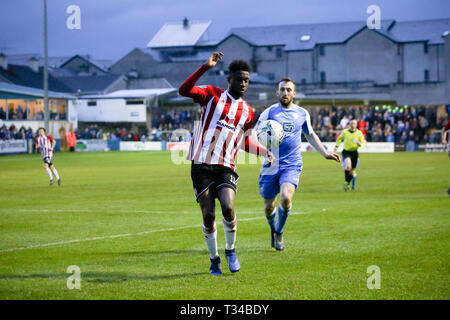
204, 51, 224, 69
178, 52, 224, 104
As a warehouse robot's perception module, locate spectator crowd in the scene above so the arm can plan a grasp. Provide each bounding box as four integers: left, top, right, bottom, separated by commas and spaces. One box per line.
304, 105, 446, 144
0, 124, 34, 140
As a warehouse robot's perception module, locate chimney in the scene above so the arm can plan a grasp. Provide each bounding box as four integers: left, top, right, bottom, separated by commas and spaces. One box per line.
0, 53, 7, 70
183, 17, 190, 29
28, 56, 39, 72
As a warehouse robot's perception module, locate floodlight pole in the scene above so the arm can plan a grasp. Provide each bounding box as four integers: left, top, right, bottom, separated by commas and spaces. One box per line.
43, 0, 49, 132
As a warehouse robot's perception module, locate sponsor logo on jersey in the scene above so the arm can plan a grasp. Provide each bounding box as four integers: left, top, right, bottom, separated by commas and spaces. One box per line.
283, 122, 295, 136
283, 122, 295, 132
216, 120, 236, 131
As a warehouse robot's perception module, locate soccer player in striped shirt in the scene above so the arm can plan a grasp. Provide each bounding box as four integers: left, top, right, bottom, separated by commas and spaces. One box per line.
334, 119, 366, 191
36, 127, 61, 186
179, 52, 274, 275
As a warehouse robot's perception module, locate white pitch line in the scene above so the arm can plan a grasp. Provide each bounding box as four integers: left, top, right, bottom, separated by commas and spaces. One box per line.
0, 212, 307, 253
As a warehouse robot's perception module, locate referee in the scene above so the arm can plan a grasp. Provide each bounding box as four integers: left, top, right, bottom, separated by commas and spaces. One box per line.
334, 119, 366, 191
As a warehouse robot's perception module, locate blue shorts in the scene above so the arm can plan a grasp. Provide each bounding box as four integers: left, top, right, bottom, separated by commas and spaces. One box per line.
259, 166, 302, 199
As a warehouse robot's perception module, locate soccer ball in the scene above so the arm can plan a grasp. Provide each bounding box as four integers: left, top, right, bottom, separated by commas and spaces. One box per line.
256, 120, 284, 148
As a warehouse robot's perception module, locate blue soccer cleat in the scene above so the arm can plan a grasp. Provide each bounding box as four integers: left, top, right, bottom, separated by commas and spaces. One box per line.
274, 232, 285, 251
209, 256, 222, 276
225, 249, 240, 273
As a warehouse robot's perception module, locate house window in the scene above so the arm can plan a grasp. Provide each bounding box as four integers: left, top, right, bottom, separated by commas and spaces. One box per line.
50, 99, 67, 120
320, 72, 326, 83
397, 71, 402, 83
276, 48, 282, 58
27, 100, 40, 120
397, 44, 401, 55
424, 69, 430, 82
319, 45, 325, 56
87, 101, 97, 106
424, 43, 428, 54
267, 46, 273, 52
126, 99, 144, 105
5, 99, 27, 120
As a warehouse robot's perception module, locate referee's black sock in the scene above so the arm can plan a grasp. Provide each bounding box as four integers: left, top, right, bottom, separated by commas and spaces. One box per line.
345, 170, 352, 183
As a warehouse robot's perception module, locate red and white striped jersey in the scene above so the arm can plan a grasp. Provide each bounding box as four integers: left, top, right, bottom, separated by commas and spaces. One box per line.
179, 65, 255, 170
36, 135, 54, 159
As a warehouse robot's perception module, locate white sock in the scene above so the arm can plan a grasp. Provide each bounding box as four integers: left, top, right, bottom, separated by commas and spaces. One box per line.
223, 217, 237, 250
203, 223, 218, 259
51, 167, 60, 180
45, 168, 53, 180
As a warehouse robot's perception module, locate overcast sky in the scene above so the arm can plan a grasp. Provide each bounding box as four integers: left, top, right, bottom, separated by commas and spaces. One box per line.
1, 0, 449, 61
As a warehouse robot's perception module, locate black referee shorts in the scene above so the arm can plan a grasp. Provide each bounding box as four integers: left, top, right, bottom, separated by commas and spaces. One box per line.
191, 162, 239, 201
342, 150, 359, 169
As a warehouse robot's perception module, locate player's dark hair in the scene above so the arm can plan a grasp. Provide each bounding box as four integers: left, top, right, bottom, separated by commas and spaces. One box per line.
278, 77, 296, 91
38, 127, 46, 133
228, 60, 250, 74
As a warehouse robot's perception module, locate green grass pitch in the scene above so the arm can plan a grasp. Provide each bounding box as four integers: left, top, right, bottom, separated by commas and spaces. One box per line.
0, 151, 448, 299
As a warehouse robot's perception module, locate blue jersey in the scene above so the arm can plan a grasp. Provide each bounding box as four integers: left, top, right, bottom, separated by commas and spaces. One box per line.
256, 103, 313, 171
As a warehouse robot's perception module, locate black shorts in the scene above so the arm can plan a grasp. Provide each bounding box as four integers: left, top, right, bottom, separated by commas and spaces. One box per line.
191, 162, 239, 201
342, 150, 358, 168
43, 157, 53, 166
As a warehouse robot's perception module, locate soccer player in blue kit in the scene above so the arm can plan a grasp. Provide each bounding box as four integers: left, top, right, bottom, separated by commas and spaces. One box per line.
256, 78, 341, 250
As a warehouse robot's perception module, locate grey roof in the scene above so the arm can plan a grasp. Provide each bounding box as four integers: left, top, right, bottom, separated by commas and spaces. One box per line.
57, 74, 126, 94
226, 19, 450, 51
147, 20, 211, 48
59, 54, 113, 72
4, 54, 114, 76
0, 64, 74, 93
0, 82, 76, 99
387, 19, 450, 44
126, 78, 173, 89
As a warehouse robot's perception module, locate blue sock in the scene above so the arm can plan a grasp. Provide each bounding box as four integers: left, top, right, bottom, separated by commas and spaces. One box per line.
276, 205, 291, 234
266, 208, 277, 233
351, 174, 357, 189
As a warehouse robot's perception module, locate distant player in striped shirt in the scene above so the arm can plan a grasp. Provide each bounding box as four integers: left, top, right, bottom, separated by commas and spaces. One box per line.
179, 52, 274, 275
334, 119, 366, 191
36, 127, 61, 186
